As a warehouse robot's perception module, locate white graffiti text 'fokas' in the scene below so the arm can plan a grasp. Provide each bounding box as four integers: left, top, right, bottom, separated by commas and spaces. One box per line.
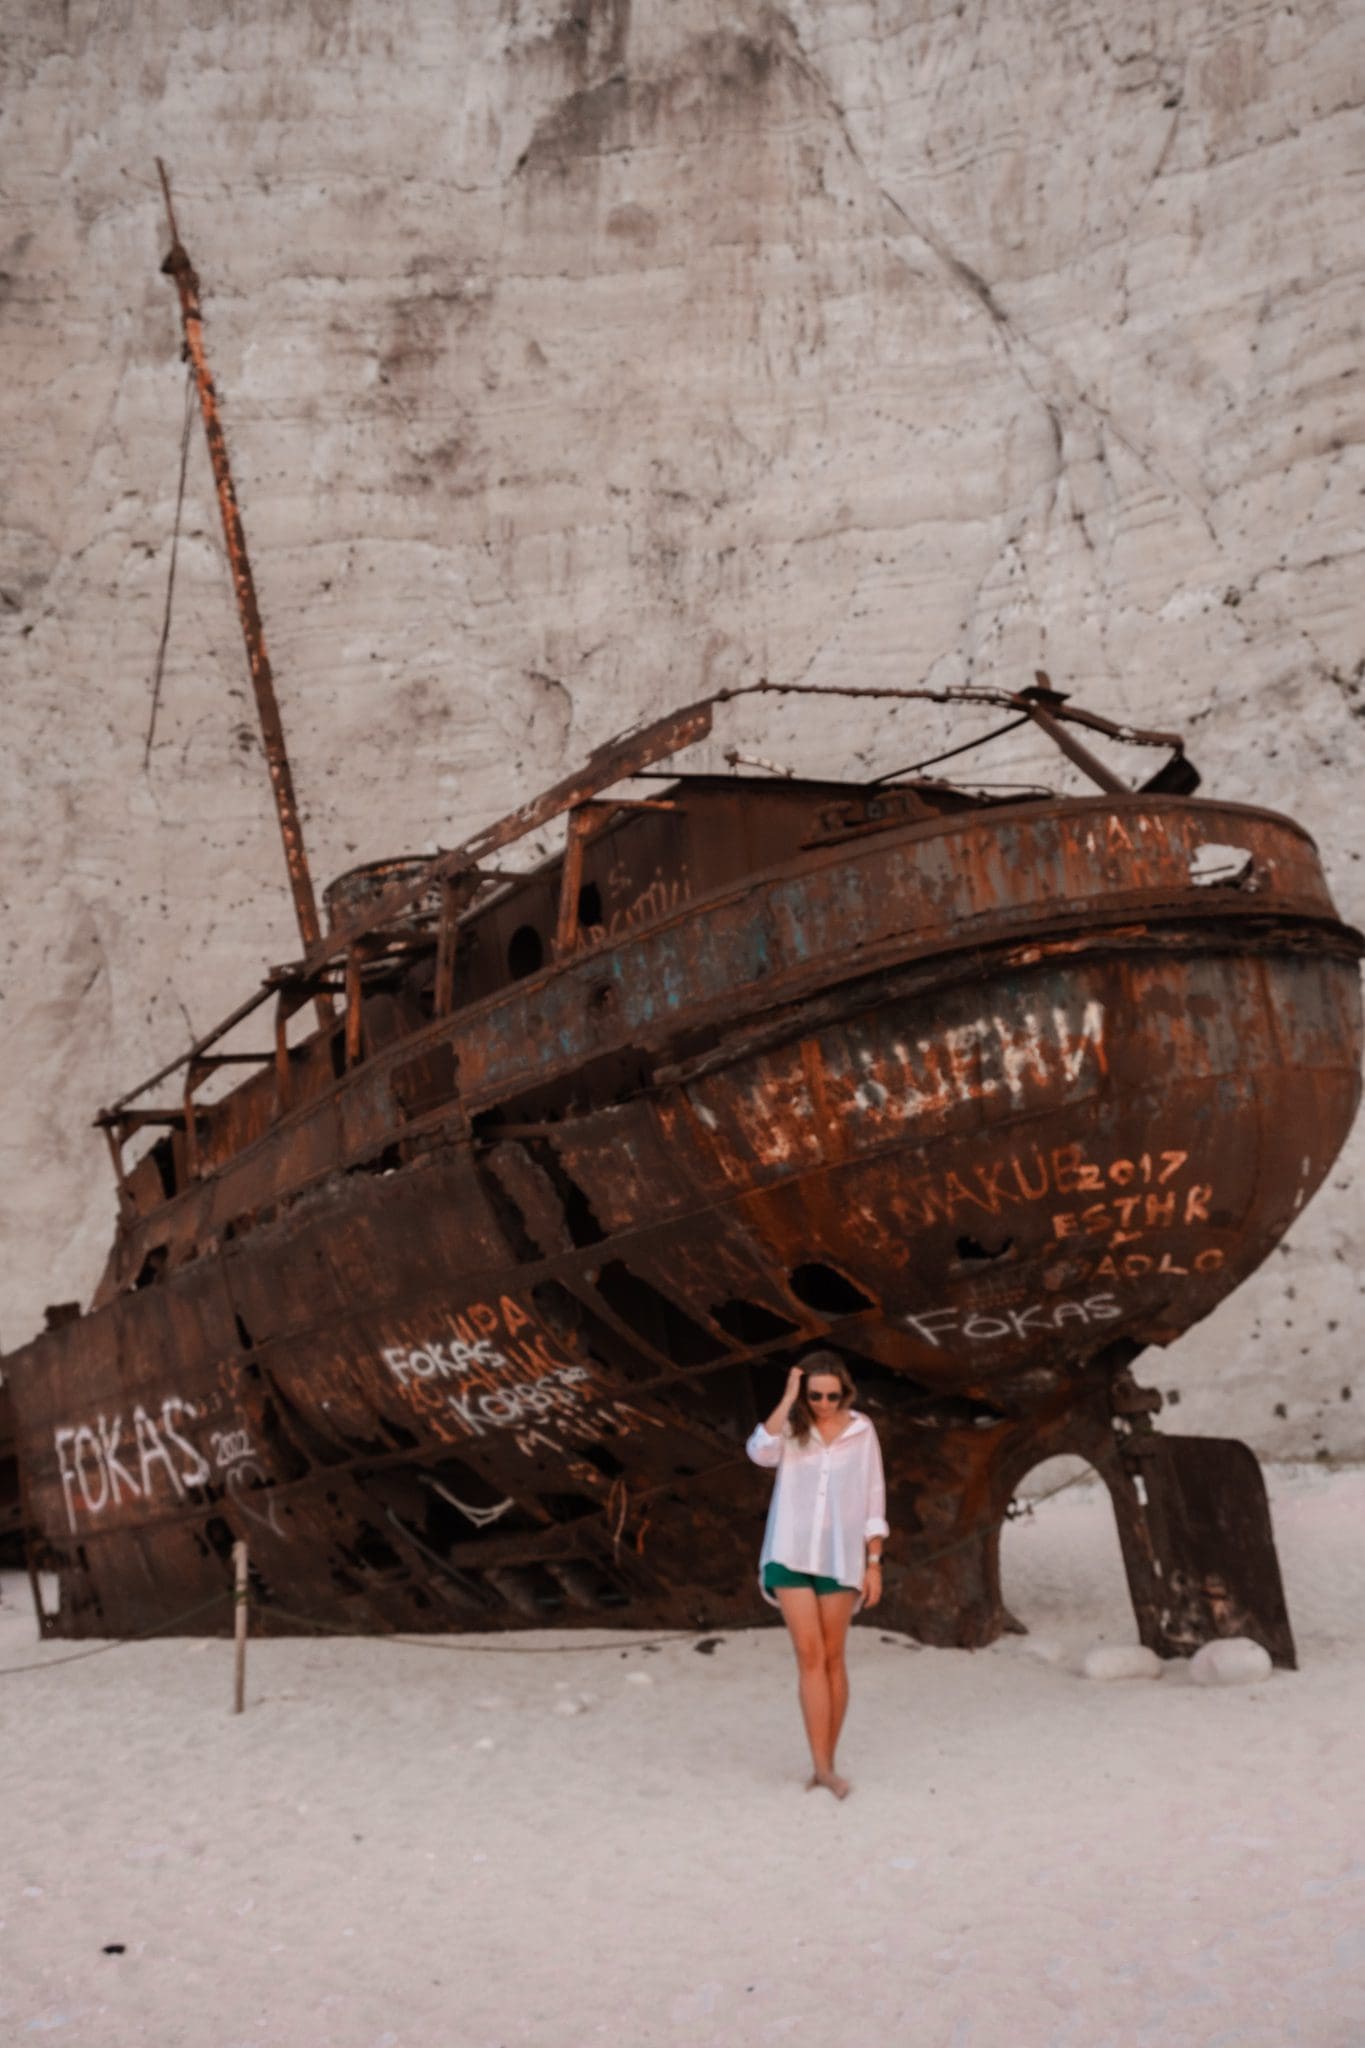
903, 1293, 1121, 1349
54, 1398, 210, 1535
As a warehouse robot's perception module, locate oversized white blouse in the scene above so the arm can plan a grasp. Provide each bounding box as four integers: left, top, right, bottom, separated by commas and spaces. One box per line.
746, 1411, 890, 1601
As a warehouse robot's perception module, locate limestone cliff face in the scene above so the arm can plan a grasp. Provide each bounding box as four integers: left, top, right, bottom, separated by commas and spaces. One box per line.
2, 0, 1361, 1454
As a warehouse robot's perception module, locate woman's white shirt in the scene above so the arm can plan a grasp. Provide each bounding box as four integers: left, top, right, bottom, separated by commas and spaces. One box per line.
745, 1411, 889, 1601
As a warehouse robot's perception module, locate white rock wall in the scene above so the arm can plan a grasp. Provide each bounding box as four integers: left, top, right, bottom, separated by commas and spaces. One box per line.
2, 0, 1361, 1454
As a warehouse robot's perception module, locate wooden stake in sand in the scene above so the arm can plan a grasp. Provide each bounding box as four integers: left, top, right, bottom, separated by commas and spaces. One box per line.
232, 1540, 249, 1715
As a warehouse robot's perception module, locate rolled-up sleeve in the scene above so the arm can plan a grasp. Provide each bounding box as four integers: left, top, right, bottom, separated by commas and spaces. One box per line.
864, 1427, 890, 1539
745, 1423, 784, 1468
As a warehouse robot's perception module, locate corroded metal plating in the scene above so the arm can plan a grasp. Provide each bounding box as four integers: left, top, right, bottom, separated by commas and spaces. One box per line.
6, 741, 1359, 1666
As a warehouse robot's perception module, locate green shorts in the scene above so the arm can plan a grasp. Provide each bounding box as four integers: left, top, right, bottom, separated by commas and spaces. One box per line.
763, 1561, 859, 1596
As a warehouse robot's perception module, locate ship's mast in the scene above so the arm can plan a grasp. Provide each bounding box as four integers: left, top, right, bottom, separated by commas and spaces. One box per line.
155, 160, 332, 1025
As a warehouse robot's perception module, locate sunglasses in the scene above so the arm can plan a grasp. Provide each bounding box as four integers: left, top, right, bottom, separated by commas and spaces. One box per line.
806, 1389, 844, 1403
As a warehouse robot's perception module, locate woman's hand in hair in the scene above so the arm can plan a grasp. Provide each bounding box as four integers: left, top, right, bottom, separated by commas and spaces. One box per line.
762, 1364, 806, 1438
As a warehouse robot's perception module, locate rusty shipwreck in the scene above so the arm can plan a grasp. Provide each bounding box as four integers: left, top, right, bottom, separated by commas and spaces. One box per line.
4, 184, 1361, 1667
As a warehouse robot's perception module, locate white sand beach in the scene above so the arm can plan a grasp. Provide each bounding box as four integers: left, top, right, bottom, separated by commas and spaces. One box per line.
2, 1465, 1361, 2048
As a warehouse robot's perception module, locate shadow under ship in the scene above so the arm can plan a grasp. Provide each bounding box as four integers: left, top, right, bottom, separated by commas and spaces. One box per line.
5, 196, 1362, 1668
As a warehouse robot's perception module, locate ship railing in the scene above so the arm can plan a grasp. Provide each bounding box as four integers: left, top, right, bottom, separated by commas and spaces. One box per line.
94, 676, 1192, 1188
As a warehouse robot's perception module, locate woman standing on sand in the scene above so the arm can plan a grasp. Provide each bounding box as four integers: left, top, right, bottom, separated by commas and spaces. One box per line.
746, 1350, 889, 1799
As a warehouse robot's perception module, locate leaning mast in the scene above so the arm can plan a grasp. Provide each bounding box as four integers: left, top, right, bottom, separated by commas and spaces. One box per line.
155, 159, 331, 1023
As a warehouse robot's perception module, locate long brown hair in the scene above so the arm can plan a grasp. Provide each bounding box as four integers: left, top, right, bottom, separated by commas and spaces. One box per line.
789, 1349, 858, 1444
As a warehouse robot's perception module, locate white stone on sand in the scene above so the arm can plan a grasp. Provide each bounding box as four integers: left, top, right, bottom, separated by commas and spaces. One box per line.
1189, 1636, 1275, 1686
1081, 1643, 1164, 1682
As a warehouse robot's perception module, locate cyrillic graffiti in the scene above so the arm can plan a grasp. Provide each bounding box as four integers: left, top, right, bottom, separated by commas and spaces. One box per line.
444, 1361, 592, 1438
575, 865, 692, 950
380, 1292, 654, 1457
851, 1001, 1107, 1120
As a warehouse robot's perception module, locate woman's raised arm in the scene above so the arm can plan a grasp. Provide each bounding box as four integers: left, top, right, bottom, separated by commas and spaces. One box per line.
746, 1364, 805, 1465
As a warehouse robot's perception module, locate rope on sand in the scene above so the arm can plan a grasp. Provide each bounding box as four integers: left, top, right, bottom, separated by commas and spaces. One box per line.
0, 1592, 231, 1676
252, 1603, 698, 1653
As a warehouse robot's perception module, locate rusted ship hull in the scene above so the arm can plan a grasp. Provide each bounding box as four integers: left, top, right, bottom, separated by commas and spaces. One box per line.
8, 787, 1359, 1661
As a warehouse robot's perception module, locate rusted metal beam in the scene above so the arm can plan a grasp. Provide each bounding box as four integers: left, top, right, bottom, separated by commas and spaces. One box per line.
555, 807, 593, 956
155, 161, 331, 1028
730, 676, 1183, 754
98, 981, 276, 1122
273, 997, 292, 1113
1027, 679, 1185, 755
181, 1069, 201, 1179
344, 950, 364, 1066
433, 875, 484, 1019
1020, 680, 1129, 795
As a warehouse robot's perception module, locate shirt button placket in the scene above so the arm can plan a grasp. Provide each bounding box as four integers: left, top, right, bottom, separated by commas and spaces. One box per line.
813, 1452, 831, 1572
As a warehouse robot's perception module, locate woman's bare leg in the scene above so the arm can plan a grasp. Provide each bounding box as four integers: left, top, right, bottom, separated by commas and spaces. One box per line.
817, 1591, 858, 1781
775, 1586, 841, 1790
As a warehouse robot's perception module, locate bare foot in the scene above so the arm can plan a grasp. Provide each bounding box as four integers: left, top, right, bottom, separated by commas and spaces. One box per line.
809, 1768, 851, 1799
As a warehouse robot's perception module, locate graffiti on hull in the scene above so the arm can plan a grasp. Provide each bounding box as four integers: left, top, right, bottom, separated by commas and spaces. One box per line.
850, 1000, 1109, 1120
54, 1398, 213, 1536
380, 1292, 658, 1460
